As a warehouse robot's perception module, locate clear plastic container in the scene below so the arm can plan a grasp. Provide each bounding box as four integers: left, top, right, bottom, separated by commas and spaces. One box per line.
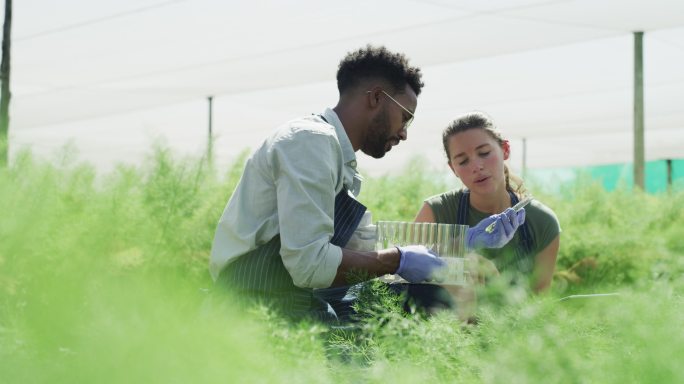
376, 221, 472, 286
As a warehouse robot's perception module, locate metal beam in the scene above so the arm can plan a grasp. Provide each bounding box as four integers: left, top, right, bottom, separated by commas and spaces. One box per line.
207, 95, 213, 163
0, 0, 12, 168
667, 159, 672, 192
633, 31, 645, 190
522, 137, 527, 179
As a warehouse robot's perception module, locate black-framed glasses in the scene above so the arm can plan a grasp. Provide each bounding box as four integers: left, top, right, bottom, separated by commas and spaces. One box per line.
368, 90, 415, 130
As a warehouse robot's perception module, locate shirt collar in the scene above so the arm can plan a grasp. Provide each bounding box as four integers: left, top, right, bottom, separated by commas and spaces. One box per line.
322, 108, 357, 170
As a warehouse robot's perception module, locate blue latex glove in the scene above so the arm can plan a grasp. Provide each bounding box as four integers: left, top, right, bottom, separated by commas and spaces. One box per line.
395, 245, 447, 283
466, 208, 526, 250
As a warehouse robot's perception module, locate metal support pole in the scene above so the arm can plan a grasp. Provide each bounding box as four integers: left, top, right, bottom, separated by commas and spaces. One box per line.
207, 96, 213, 163
633, 31, 645, 190
522, 137, 527, 179
666, 159, 672, 192
0, 0, 13, 168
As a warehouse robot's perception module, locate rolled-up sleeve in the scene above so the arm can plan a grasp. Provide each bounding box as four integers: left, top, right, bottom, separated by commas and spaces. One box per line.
269, 129, 344, 288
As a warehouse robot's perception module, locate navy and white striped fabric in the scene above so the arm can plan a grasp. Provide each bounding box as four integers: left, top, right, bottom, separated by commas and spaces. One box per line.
457, 189, 534, 273
217, 189, 367, 321
330, 190, 367, 247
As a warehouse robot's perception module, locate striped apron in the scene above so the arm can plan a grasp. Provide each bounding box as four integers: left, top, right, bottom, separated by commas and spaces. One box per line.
217, 189, 367, 321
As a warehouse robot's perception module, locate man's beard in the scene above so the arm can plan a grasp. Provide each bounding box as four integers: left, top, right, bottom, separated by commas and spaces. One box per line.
362, 109, 392, 159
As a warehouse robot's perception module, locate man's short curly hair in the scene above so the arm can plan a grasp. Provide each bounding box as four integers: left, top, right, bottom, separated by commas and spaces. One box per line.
336, 45, 424, 96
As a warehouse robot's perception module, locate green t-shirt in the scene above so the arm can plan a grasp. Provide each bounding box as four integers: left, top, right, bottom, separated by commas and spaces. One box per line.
425, 189, 561, 274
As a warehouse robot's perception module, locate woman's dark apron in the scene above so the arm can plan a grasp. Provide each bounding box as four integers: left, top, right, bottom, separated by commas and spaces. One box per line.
217, 189, 366, 321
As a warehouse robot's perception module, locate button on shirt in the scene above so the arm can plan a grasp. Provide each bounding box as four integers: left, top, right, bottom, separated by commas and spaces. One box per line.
210, 108, 362, 288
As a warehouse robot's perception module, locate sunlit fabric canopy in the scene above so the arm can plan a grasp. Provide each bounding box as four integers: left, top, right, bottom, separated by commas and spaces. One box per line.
8, 0, 684, 176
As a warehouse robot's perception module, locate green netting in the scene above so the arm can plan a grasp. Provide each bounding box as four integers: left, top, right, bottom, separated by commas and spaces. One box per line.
528, 159, 684, 194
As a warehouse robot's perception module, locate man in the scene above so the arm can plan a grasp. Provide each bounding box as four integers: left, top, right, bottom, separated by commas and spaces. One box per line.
210, 45, 524, 321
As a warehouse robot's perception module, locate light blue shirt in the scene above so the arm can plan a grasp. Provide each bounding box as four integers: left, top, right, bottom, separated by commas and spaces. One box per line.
210, 108, 362, 288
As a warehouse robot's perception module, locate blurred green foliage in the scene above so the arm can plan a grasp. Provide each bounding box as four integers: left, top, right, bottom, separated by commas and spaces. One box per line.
1, 148, 683, 383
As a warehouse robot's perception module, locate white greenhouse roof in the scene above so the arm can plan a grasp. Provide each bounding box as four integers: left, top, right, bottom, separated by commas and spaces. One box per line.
7, 0, 684, 176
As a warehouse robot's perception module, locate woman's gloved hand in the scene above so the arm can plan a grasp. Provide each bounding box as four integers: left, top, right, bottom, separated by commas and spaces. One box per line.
395, 245, 447, 283
466, 208, 526, 250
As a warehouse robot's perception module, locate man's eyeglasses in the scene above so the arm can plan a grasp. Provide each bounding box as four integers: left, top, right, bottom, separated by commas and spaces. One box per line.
368, 90, 415, 130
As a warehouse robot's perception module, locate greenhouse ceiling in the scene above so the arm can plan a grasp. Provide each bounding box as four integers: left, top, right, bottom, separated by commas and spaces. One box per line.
8, 0, 684, 176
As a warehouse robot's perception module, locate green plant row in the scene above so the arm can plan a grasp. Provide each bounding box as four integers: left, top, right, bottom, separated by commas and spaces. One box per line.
1, 149, 682, 383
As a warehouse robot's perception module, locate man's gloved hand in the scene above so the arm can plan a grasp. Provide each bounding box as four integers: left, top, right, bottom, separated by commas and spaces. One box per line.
466, 208, 526, 250
395, 245, 447, 283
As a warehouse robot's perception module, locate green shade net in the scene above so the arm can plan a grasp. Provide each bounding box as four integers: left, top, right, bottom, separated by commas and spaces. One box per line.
528, 159, 684, 194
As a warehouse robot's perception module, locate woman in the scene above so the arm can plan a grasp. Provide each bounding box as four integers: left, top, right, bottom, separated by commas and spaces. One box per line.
415, 112, 560, 293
